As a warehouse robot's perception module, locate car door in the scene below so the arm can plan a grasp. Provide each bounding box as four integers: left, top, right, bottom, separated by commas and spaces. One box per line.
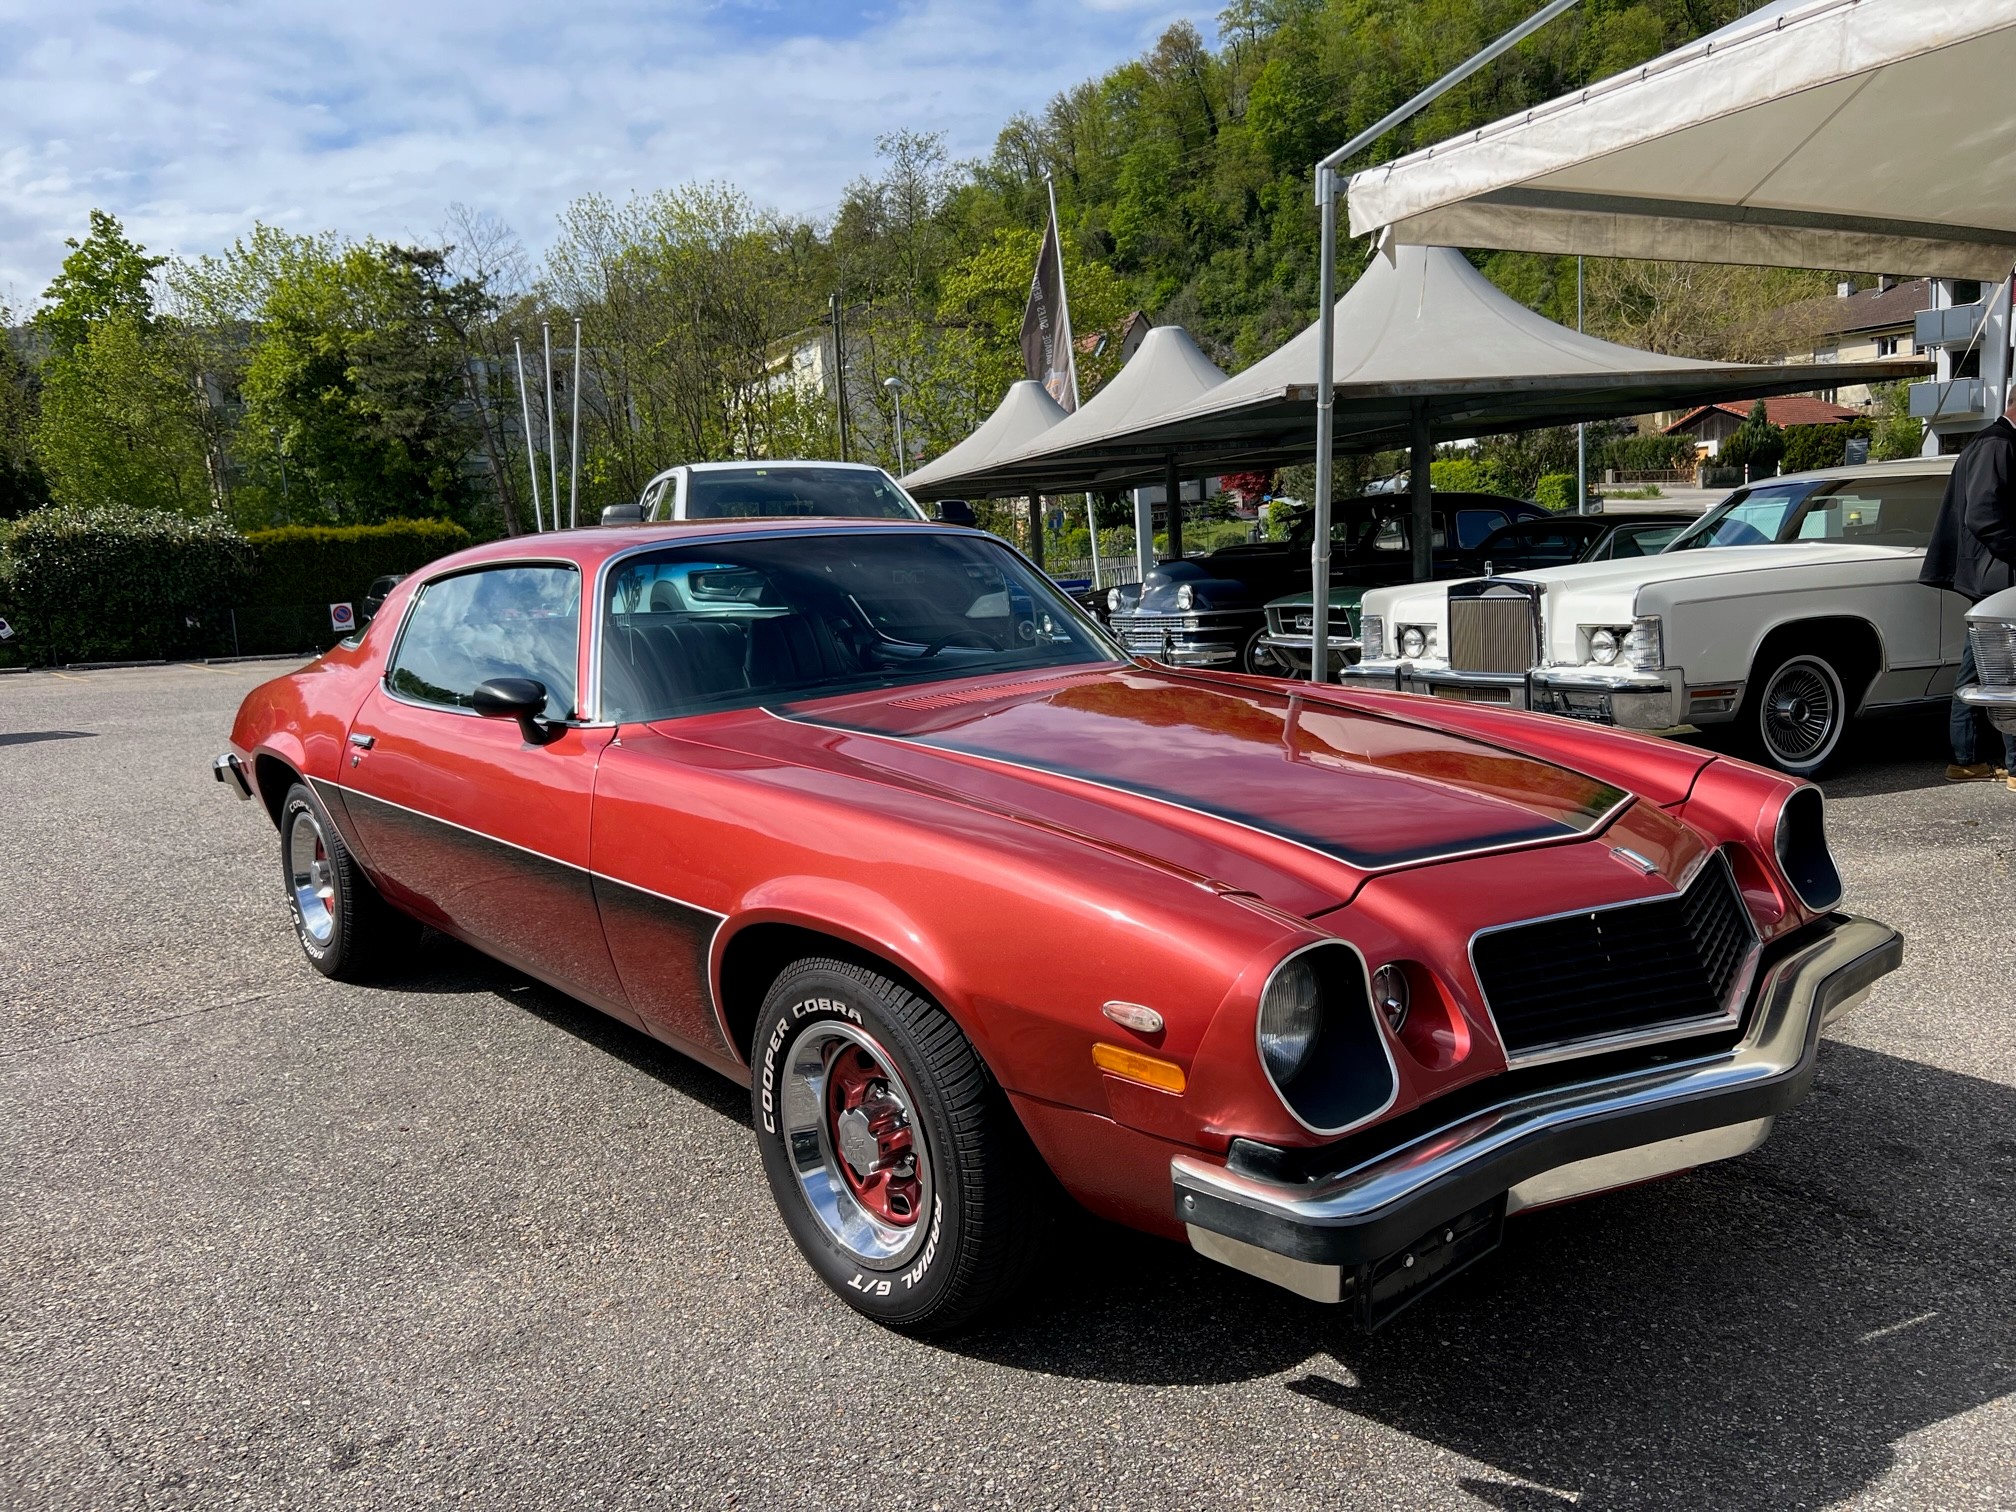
340, 560, 633, 1019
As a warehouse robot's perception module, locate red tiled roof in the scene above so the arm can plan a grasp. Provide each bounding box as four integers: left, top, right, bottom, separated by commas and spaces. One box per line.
1663, 395, 1861, 433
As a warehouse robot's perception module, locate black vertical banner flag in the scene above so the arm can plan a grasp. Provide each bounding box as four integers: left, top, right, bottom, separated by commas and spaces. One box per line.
1020, 217, 1077, 412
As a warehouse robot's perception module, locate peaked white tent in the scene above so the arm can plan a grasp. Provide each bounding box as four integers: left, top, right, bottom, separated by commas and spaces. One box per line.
899, 380, 1068, 498
902, 327, 1228, 500
1345, 0, 2016, 279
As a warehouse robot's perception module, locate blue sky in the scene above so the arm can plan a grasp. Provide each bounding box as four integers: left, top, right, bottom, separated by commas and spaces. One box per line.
0, 0, 1201, 307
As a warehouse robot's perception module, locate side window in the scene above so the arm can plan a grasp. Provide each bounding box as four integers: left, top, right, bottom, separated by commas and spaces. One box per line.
387, 565, 581, 721
1454, 510, 1510, 549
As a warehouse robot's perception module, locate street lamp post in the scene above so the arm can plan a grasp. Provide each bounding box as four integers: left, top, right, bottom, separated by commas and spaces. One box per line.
883, 376, 907, 478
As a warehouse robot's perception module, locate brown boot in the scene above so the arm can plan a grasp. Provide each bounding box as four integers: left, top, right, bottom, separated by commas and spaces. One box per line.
1947, 762, 2001, 781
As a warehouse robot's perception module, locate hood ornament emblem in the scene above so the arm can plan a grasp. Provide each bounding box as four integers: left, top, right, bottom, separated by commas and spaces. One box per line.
1611, 846, 1659, 876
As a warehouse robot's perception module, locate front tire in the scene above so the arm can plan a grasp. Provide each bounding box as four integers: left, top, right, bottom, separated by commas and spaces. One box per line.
1732, 649, 1850, 777
1242, 626, 1284, 676
278, 782, 418, 981
751, 957, 1045, 1334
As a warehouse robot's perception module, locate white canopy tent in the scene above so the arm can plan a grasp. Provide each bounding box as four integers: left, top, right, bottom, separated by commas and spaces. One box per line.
1344, 0, 2016, 279
899, 379, 1069, 498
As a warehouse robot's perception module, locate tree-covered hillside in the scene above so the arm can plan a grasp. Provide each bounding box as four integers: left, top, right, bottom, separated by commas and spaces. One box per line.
4, 0, 1830, 533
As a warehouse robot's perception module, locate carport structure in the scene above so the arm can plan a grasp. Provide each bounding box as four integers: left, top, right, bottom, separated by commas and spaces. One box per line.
911, 244, 1921, 578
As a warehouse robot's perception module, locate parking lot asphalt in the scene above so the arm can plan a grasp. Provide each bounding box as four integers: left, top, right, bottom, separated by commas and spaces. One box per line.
3, 662, 2014, 1511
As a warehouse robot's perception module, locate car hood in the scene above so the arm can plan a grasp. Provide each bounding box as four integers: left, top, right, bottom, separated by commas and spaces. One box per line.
1510, 540, 1921, 594
1267, 588, 1368, 612
717, 665, 1637, 915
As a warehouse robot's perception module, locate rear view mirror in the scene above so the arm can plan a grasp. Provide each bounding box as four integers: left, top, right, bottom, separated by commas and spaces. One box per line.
601, 503, 648, 526
935, 499, 976, 526
471, 677, 560, 745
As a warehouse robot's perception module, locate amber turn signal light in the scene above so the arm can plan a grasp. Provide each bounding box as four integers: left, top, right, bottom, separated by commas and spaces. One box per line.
1092, 1042, 1187, 1094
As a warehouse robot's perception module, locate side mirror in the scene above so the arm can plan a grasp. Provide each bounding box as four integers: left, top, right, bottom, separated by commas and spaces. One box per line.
934, 499, 976, 527
601, 503, 648, 526
471, 677, 561, 745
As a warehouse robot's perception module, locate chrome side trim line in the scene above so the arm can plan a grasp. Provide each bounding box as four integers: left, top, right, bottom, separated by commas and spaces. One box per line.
768, 707, 1630, 878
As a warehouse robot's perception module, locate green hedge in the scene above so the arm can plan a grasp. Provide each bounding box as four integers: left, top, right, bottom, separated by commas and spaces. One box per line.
244, 520, 471, 612
1781, 420, 1873, 475
1601, 433, 1696, 472
6, 507, 254, 663
1535, 473, 1577, 512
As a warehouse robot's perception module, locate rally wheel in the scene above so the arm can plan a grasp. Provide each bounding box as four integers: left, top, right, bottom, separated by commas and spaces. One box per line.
751, 956, 1046, 1333
278, 781, 418, 981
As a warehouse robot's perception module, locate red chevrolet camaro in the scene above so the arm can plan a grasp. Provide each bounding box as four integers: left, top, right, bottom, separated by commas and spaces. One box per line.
217, 518, 1901, 1332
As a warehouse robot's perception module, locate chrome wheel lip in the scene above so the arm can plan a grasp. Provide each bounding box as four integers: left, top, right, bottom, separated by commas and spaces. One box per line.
779, 1021, 934, 1270
286, 807, 337, 946
1759, 655, 1843, 768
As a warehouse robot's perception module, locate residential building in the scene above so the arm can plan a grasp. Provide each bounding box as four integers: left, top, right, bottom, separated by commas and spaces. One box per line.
1663, 396, 1860, 457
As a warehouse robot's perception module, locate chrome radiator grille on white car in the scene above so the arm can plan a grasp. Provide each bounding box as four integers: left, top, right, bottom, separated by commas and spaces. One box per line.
1448, 588, 1539, 674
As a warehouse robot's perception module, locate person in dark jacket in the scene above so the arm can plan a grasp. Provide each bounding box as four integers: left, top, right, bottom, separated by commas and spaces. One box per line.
1921, 403, 2016, 780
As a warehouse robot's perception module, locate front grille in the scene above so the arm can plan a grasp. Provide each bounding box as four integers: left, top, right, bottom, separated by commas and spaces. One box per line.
1265, 607, 1352, 639
1471, 858, 1754, 1059
1449, 594, 1537, 674
1974, 622, 2016, 684
1113, 613, 1192, 651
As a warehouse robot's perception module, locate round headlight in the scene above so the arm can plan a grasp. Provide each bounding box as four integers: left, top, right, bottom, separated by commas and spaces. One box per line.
1175, 584, 1195, 611
1372, 964, 1410, 1035
1589, 627, 1620, 665
1107, 587, 1122, 613
1258, 957, 1321, 1083
1399, 625, 1427, 659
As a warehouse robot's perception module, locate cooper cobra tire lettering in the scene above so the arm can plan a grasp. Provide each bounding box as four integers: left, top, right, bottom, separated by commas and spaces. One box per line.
747, 957, 1050, 1334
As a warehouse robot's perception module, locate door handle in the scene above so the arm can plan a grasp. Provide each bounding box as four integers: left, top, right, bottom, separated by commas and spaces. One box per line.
348, 733, 375, 749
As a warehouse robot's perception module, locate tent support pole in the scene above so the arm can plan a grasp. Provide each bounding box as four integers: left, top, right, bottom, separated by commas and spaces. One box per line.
1410, 400, 1434, 583
1164, 454, 1184, 560
1029, 492, 1044, 569
1310, 165, 1338, 682
1134, 488, 1154, 577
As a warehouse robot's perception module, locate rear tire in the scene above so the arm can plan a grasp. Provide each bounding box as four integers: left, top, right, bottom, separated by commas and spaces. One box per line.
1729, 647, 1851, 777
279, 782, 419, 981
751, 957, 1047, 1334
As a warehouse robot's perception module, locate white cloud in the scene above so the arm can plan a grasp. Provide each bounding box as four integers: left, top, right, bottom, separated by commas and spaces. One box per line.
0, 0, 1203, 306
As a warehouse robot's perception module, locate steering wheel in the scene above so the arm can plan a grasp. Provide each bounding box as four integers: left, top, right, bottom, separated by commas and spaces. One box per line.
917, 630, 1000, 659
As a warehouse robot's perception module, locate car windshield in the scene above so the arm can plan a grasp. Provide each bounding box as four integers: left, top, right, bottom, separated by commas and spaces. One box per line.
599, 530, 1122, 722
1665, 483, 1814, 550
684, 466, 922, 521
1666, 473, 1945, 551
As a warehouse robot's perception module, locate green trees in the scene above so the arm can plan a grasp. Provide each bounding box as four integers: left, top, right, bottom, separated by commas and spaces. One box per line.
1721, 400, 1788, 475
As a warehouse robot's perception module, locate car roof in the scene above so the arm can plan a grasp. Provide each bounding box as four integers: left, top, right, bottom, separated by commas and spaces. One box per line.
416, 518, 979, 578
679, 459, 891, 474
1769, 453, 1958, 484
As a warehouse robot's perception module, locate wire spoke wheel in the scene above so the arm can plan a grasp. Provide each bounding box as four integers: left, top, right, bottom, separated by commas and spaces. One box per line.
1758, 654, 1844, 769
285, 807, 337, 946
778, 1021, 934, 1269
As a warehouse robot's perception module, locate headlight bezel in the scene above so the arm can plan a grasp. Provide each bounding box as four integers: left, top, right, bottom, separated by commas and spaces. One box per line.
1175, 584, 1195, 611
1586, 626, 1622, 666
1773, 783, 1844, 912
1398, 624, 1429, 659
1254, 941, 1401, 1136
1107, 587, 1122, 613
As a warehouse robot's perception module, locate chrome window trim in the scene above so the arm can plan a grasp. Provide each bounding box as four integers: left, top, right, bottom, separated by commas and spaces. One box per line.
586, 524, 1127, 725
381, 557, 586, 720
1465, 846, 1762, 1070
1254, 937, 1401, 1138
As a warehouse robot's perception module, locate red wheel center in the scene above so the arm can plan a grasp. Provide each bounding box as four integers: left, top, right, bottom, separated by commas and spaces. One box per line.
826, 1045, 920, 1226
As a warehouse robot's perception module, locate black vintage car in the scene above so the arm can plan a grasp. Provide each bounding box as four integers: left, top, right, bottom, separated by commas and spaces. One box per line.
1105, 492, 1545, 672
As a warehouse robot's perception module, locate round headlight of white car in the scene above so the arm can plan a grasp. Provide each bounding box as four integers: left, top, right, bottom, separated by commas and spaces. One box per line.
1257, 956, 1322, 1082
1371, 963, 1410, 1035
1107, 587, 1122, 613
1399, 625, 1427, 659
1175, 584, 1195, 611
1588, 627, 1620, 665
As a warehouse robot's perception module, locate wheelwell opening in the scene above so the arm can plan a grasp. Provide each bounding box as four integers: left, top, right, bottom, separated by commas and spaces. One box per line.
252, 754, 298, 828
716, 922, 937, 1065
1754, 617, 1882, 707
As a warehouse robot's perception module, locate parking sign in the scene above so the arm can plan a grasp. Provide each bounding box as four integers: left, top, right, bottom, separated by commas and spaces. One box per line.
329, 602, 356, 633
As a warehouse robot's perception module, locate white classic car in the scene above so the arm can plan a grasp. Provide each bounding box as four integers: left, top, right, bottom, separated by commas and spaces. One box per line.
1961, 585, 2016, 735
1346, 456, 1963, 776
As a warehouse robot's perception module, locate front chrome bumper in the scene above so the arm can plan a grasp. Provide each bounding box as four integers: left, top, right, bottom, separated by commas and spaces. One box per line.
1260, 633, 1363, 677
212, 751, 253, 800
1172, 913, 1901, 1308
1957, 682, 2016, 734
1345, 660, 1686, 729
1109, 610, 1257, 669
